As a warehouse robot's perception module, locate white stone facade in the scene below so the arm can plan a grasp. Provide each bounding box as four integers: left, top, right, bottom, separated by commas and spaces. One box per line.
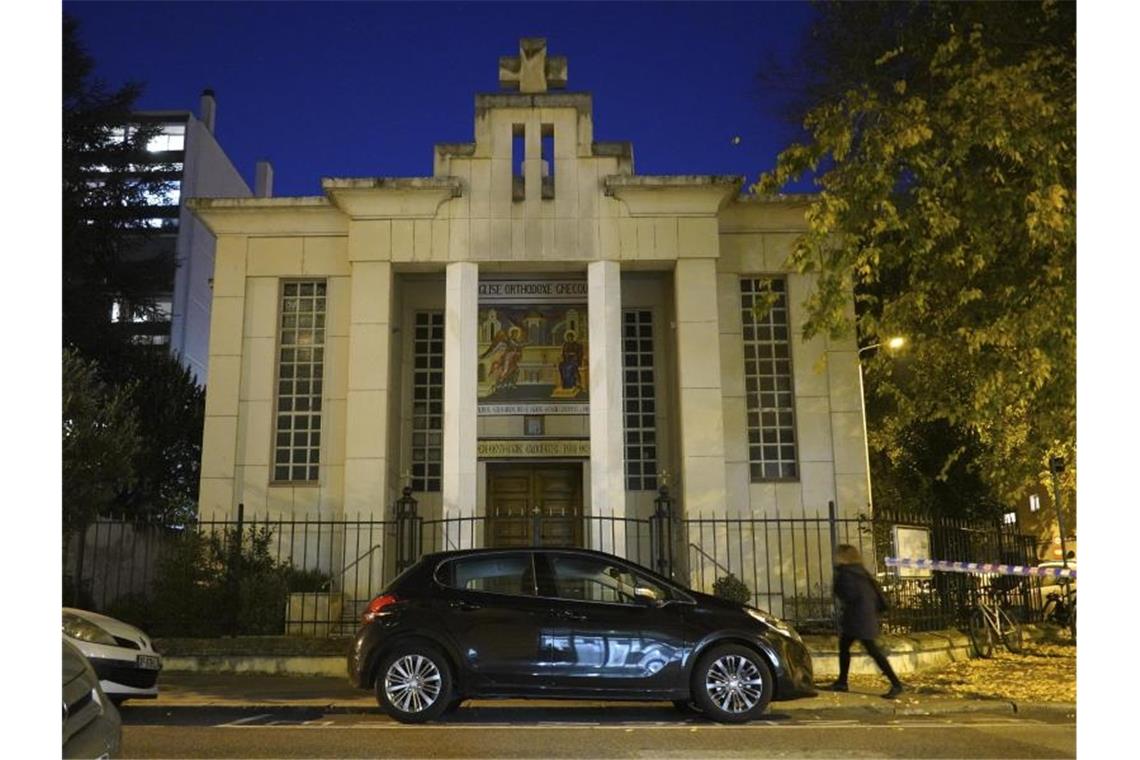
189, 39, 869, 546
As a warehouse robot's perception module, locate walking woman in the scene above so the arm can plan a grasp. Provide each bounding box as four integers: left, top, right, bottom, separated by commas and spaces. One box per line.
828, 544, 904, 698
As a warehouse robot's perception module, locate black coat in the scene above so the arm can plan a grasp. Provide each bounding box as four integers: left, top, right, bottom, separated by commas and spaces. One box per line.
833, 563, 887, 640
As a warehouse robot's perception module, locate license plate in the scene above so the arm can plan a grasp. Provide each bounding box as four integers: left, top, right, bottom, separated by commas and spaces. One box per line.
136, 654, 161, 670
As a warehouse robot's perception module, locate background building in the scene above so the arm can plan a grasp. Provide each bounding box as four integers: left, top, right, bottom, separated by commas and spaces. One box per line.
107, 90, 259, 383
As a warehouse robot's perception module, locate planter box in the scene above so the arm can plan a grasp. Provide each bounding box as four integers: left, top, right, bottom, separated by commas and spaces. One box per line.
286, 592, 345, 637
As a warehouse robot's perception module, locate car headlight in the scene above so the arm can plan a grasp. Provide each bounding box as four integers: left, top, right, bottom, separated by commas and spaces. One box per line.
746, 607, 802, 643
62, 612, 117, 647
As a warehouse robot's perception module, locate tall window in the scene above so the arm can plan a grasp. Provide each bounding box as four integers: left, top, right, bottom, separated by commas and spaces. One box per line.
273, 281, 326, 483
623, 309, 658, 491
511, 124, 525, 202
411, 312, 444, 492
540, 123, 555, 199
740, 277, 798, 481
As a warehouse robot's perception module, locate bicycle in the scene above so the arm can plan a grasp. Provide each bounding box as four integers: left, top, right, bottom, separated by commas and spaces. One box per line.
966, 584, 1024, 657
1041, 577, 1076, 643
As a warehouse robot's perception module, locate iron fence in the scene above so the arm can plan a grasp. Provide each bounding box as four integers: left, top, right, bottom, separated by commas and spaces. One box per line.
64, 496, 1047, 638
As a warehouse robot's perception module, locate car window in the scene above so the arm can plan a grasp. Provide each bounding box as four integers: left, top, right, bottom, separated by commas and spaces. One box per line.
546, 554, 669, 605
439, 554, 535, 597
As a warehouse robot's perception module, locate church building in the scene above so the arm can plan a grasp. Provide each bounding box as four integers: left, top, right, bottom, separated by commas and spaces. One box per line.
189, 39, 870, 557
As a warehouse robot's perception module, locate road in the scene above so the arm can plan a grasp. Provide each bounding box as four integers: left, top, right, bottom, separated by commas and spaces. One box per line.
120, 704, 1076, 759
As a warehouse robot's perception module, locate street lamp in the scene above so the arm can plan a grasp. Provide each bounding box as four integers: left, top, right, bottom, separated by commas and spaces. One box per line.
856, 336, 907, 515
1049, 456, 1070, 568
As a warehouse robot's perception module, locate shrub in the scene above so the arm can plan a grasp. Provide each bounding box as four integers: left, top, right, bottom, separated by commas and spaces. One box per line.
144, 525, 298, 637
713, 573, 752, 605
103, 592, 154, 632
283, 566, 334, 593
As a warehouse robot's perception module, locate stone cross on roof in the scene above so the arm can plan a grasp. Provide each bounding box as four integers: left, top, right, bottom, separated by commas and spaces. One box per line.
499, 38, 568, 93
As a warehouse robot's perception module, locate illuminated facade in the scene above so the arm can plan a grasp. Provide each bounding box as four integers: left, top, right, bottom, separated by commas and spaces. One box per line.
189, 40, 870, 552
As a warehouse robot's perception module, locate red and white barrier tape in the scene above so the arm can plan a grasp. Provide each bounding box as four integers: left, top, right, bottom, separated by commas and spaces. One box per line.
884, 557, 1075, 579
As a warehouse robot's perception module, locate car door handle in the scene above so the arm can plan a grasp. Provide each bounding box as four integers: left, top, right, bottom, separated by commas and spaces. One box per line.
449, 600, 482, 612
555, 609, 587, 621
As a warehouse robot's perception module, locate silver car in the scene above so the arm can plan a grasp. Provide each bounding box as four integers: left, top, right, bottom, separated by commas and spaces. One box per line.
63, 638, 121, 759
63, 608, 162, 702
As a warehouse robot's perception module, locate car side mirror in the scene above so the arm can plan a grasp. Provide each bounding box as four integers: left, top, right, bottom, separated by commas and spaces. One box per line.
634, 587, 662, 605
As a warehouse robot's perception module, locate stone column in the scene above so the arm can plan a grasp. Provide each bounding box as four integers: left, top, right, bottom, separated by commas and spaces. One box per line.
674, 258, 728, 516
343, 261, 394, 521
588, 260, 626, 555
442, 261, 479, 548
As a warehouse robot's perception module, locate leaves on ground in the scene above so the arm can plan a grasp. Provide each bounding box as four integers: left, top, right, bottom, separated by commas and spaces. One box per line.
838, 641, 1075, 703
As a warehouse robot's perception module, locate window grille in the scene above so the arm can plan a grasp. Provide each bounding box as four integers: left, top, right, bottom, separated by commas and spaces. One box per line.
740, 277, 798, 480
272, 281, 326, 483
622, 309, 658, 491
411, 312, 444, 492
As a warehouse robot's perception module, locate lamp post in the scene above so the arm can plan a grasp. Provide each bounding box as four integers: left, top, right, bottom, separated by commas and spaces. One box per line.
856, 336, 907, 516
1049, 456, 1070, 568
395, 485, 420, 572
653, 469, 674, 579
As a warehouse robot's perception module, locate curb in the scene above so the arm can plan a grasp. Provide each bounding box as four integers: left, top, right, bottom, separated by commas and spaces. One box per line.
1010, 701, 1077, 717
127, 695, 1074, 720
125, 701, 1071, 720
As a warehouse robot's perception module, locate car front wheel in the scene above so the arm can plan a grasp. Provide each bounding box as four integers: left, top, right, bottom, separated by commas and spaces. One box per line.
375, 641, 453, 724
690, 644, 774, 723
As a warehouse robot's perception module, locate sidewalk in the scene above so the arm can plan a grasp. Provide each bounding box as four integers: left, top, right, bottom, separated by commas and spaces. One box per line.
141, 671, 1076, 719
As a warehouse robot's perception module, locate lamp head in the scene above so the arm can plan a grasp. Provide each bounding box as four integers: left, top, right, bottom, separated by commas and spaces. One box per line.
885, 336, 907, 351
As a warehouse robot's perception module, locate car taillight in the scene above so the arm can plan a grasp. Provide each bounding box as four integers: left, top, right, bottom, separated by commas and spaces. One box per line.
362, 593, 398, 623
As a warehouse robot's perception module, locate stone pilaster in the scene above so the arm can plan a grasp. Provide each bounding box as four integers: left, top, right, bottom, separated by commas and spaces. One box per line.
442, 261, 479, 546
343, 261, 393, 521
198, 235, 247, 519
588, 260, 626, 553
674, 258, 728, 515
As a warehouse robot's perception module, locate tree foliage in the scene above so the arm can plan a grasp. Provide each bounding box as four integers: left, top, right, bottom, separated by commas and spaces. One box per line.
62, 348, 139, 535
106, 350, 205, 524
62, 16, 205, 524
757, 1, 1075, 506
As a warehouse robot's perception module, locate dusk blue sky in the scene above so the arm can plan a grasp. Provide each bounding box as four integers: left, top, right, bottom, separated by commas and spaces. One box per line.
64, 1, 817, 197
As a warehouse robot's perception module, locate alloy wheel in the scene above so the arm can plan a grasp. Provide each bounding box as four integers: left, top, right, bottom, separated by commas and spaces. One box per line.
384, 654, 443, 714
704, 654, 765, 713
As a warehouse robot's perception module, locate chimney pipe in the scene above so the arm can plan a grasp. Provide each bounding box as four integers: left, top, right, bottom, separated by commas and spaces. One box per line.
255, 160, 274, 198
199, 89, 216, 133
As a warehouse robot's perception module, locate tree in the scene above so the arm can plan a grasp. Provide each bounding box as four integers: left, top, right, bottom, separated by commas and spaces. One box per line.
104, 350, 205, 524
757, 1, 1075, 506
63, 13, 172, 361
62, 348, 139, 535
62, 17, 205, 524
82, 342, 205, 524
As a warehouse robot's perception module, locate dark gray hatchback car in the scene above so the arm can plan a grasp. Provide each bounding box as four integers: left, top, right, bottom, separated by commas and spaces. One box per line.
63, 638, 121, 758
348, 547, 814, 723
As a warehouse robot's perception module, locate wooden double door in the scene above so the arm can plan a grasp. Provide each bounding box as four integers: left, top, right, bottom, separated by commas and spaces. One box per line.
487, 463, 583, 548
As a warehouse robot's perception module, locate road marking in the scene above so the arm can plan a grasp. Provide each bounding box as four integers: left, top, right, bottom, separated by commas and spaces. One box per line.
218, 713, 271, 727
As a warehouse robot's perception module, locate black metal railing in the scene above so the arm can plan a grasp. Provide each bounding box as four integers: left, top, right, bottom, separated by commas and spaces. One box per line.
64, 496, 1047, 638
